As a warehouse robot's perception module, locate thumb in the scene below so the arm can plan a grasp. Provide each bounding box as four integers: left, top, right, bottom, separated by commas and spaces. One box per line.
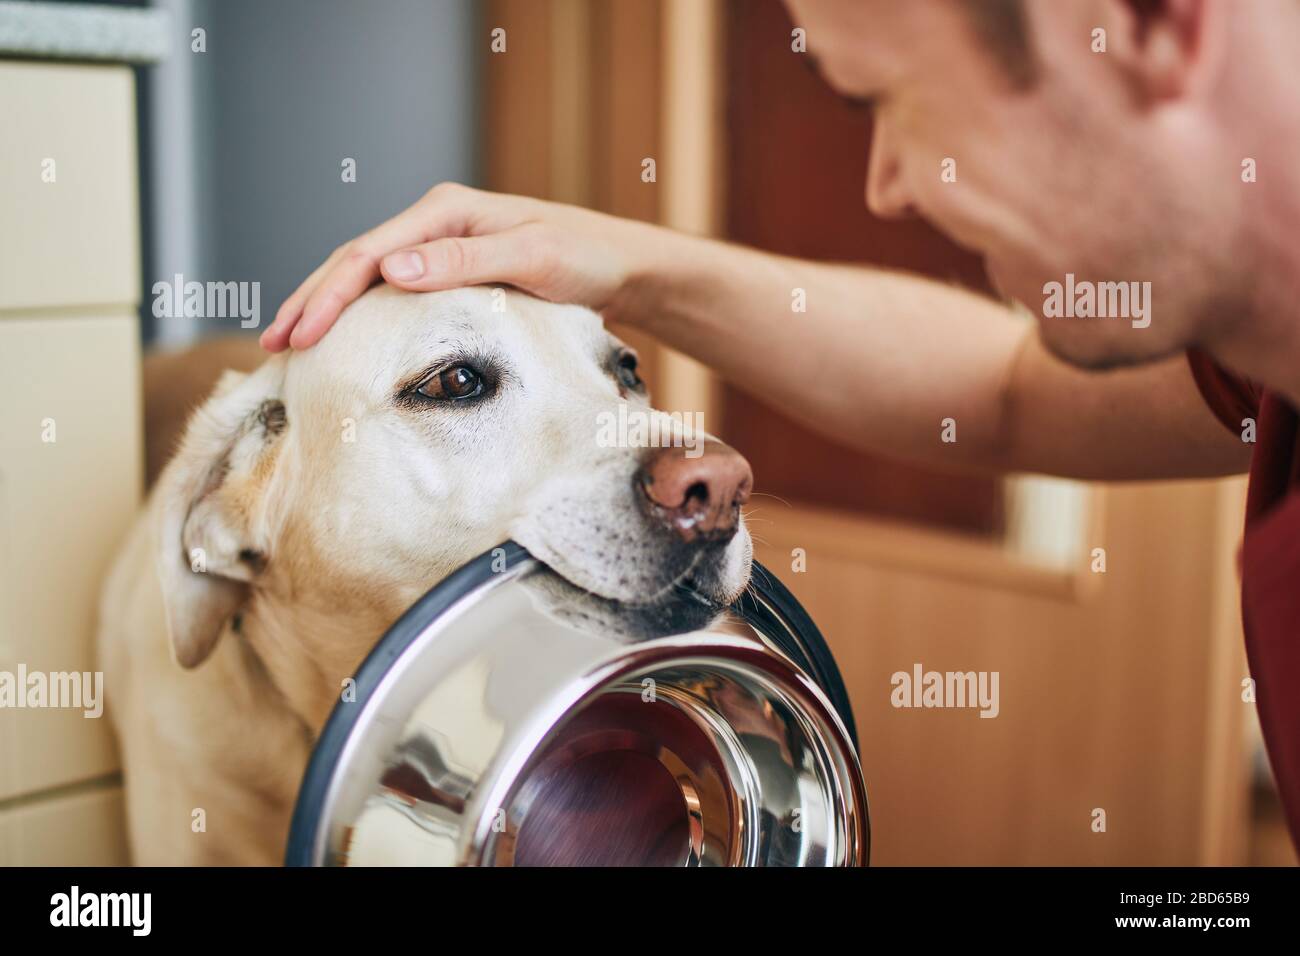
379, 226, 548, 293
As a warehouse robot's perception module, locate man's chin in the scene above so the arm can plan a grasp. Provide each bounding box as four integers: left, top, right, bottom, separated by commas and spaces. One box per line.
986, 257, 1188, 372
1036, 321, 1184, 373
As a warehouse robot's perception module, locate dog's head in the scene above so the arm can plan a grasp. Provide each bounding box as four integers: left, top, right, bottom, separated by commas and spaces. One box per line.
155, 286, 753, 673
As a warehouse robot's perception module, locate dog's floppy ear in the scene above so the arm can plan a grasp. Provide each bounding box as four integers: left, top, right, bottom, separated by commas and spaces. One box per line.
154, 357, 288, 669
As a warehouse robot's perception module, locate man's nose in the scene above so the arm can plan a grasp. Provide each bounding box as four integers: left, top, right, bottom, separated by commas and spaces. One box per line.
864, 116, 915, 221
637, 440, 753, 544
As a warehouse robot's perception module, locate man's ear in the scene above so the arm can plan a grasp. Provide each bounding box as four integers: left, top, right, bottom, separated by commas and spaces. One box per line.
154, 357, 288, 669
1104, 0, 1212, 100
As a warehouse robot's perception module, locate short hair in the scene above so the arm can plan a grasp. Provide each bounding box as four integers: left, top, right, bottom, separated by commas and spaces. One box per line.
960, 0, 1037, 87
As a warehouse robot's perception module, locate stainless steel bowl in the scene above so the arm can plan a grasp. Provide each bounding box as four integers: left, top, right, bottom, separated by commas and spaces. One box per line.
286, 542, 869, 866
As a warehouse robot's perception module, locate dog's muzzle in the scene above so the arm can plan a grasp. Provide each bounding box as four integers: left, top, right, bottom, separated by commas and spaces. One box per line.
285, 542, 869, 866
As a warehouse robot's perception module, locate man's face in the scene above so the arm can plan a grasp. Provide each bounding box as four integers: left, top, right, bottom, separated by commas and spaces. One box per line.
785, 0, 1239, 369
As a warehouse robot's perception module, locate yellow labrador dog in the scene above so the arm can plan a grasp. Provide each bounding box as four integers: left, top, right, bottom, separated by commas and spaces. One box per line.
98, 285, 753, 865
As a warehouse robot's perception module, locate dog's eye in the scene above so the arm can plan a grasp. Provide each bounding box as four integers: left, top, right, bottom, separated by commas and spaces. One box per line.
417, 364, 484, 401
615, 350, 643, 391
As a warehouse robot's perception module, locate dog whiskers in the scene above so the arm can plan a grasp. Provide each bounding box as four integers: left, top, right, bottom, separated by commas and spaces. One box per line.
747, 491, 794, 509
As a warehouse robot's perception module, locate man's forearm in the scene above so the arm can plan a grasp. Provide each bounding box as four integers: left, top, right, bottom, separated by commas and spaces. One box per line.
611, 227, 1031, 473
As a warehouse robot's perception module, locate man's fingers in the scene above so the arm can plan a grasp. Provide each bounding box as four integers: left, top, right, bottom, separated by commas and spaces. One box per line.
378, 225, 553, 296
289, 250, 387, 349
261, 246, 347, 351
272, 183, 486, 351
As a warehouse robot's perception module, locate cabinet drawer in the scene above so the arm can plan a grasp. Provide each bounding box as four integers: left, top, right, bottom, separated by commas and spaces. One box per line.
0, 61, 139, 312
0, 784, 129, 865
0, 313, 141, 800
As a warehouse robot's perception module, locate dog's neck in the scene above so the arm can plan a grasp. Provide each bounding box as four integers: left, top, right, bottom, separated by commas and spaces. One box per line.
228, 586, 407, 738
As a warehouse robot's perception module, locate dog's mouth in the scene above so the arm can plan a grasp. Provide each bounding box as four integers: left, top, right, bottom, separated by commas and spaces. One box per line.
525, 556, 746, 643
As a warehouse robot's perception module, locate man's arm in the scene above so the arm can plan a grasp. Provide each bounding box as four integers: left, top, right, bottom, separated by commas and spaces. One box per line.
264, 184, 1250, 481
620, 234, 1251, 480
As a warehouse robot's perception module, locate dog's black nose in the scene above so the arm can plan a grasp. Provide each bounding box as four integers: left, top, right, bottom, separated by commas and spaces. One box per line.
637, 441, 753, 544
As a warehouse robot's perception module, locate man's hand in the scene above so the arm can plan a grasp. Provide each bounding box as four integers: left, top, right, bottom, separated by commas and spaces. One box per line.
261, 182, 652, 351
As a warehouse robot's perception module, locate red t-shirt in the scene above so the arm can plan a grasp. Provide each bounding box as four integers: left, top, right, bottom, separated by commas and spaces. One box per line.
1188, 349, 1300, 853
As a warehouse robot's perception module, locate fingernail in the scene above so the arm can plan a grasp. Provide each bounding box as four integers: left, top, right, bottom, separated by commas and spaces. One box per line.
383, 250, 425, 281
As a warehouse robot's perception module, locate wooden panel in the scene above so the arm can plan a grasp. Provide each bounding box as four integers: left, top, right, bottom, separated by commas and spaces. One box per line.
482, 0, 554, 202
588, 0, 669, 402
753, 479, 1250, 865
589, 0, 662, 225
0, 314, 141, 800
0, 783, 130, 866
483, 0, 668, 399
722, 0, 1004, 535
0, 62, 139, 313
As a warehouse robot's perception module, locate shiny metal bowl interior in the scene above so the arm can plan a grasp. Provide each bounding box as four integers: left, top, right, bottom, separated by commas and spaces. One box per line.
288, 547, 868, 867
493, 653, 865, 866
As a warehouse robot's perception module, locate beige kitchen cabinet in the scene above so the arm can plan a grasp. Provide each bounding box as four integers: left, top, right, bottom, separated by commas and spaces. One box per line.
0, 62, 139, 311
0, 784, 129, 866
0, 56, 143, 859
0, 315, 140, 800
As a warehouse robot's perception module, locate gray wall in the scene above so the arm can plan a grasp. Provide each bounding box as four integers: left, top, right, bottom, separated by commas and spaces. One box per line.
147, 0, 479, 342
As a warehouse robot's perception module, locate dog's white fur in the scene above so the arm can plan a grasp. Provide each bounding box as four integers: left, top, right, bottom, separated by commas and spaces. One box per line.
97, 286, 751, 865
